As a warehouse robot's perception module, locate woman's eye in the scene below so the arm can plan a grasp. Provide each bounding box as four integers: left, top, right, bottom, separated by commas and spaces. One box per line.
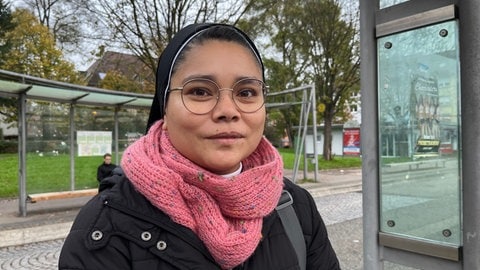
237, 88, 256, 98
187, 87, 213, 97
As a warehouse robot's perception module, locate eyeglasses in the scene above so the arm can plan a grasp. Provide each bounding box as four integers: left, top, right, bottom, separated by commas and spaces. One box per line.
169, 78, 268, 114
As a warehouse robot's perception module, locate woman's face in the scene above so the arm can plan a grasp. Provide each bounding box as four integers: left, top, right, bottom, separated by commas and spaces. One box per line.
163, 40, 266, 175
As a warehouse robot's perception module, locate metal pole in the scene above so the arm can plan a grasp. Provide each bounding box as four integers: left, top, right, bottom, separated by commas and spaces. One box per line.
293, 90, 306, 182
114, 107, 119, 163
459, 0, 480, 268
18, 92, 27, 217
360, 0, 382, 269
303, 89, 308, 180
69, 103, 75, 190
274, 85, 318, 182
311, 83, 319, 182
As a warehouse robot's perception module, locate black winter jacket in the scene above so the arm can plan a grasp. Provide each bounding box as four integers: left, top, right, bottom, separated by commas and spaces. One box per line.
96, 163, 117, 181
59, 174, 340, 270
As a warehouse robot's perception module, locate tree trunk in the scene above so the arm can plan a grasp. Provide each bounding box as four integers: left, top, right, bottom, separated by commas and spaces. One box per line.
323, 110, 334, 160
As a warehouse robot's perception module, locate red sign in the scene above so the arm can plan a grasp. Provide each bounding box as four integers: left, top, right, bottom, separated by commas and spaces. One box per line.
343, 128, 361, 156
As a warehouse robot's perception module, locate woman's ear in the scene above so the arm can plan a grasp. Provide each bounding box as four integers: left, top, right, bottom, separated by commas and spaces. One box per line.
162, 115, 168, 130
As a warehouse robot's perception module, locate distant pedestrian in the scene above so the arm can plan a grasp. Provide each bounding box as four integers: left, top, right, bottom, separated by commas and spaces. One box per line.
96, 153, 116, 181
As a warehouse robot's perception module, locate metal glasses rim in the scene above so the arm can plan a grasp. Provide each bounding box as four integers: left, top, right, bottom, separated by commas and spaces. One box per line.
169, 77, 269, 92
168, 77, 268, 114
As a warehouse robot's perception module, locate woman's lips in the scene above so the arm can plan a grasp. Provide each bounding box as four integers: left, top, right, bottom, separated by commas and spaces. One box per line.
207, 132, 244, 139
207, 132, 244, 144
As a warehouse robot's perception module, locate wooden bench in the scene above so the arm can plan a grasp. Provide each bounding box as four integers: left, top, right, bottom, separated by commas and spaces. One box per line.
27, 188, 98, 203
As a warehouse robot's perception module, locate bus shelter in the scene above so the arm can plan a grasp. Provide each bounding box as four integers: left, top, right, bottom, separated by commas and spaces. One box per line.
0, 69, 153, 216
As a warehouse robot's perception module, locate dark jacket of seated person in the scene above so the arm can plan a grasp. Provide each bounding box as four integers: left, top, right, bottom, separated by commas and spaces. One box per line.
97, 153, 117, 181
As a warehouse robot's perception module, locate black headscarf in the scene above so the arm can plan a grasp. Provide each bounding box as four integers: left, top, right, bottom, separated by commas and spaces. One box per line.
146, 23, 265, 132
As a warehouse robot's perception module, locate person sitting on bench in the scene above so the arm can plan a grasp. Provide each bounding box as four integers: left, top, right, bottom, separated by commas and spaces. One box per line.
96, 153, 117, 181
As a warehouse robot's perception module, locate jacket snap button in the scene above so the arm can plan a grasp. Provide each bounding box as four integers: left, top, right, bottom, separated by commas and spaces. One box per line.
91, 230, 103, 241
141, 231, 152, 241
156, 240, 167, 250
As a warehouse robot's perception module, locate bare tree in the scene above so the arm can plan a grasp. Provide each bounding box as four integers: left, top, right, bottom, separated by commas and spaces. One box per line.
18, 0, 101, 68
84, 0, 257, 73
19, 0, 259, 71
21, 0, 87, 50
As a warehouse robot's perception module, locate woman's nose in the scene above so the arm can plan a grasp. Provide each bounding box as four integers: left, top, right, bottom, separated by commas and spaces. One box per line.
216, 89, 238, 106
212, 90, 240, 118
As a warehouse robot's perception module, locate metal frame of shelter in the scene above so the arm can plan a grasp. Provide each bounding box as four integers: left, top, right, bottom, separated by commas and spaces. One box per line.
266, 84, 319, 183
361, 0, 480, 269
0, 69, 153, 216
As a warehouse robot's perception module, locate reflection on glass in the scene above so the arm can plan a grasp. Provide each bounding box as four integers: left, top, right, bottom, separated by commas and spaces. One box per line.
118, 108, 149, 152
20, 102, 149, 194
26, 100, 72, 193
384, 261, 420, 270
380, 0, 409, 9
377, 20, 462, 246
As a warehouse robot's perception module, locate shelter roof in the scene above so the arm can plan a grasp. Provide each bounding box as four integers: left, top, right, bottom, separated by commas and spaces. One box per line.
0, 69, 153, 109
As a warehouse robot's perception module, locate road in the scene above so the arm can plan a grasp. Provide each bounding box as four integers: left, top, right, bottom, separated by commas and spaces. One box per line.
380, 161, 461, 245
0, 192, 364, 270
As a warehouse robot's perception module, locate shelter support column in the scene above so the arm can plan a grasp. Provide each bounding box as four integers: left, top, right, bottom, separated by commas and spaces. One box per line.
360, 0, 382, 268
69, 103, 75, 190
459, 0, 480, 269
114, 107, 119, 163
18, 92, 27, 217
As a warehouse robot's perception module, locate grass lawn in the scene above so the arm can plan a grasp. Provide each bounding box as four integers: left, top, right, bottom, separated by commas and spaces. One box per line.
0, 153, 102, 198
277, 147, 362, 171
0, 149, 361, 198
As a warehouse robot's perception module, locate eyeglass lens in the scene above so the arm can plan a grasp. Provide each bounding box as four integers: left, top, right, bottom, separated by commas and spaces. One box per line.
180, 78, 265, 114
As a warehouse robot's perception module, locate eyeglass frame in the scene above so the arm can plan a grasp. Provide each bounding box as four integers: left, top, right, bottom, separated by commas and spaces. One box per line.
168, 77, 269, 115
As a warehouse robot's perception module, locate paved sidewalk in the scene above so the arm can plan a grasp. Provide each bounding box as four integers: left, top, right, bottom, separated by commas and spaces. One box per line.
0, 168, 362, 248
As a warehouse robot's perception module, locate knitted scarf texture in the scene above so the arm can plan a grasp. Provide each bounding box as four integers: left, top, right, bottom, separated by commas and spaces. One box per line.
121, 121, 284, 269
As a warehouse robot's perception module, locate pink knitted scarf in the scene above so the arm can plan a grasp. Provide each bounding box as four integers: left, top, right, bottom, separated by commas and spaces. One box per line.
121, 120, 284, 269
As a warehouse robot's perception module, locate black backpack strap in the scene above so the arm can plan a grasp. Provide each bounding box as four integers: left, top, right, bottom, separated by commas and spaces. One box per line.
276, 189, 307, 270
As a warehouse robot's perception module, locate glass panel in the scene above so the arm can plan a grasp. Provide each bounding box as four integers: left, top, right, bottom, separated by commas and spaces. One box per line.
384, 261, 420, 269
118, 108, 148, 153
380, 0, 409, 9
74, 106, 115, 188
75, 106, 115, 132
378, 20, 462, 246
21, 102, 149, 194
26, 100, 71, 193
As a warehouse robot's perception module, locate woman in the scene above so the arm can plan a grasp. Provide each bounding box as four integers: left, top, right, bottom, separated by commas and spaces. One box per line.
59, 23, 340, 270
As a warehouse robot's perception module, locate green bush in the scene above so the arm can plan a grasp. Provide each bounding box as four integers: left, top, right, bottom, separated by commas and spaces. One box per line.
0, 140, 17, 153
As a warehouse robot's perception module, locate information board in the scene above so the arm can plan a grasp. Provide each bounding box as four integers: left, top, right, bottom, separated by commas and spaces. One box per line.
77, 131, 112, 156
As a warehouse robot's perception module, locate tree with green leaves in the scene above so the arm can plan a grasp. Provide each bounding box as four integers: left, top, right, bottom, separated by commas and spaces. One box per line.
1, 8, 83, 82
0, 0, 15, 67
0, 0, 17, 128
303, 0, 360, 160
246, 0, 360, 160
0, 8, 84, 128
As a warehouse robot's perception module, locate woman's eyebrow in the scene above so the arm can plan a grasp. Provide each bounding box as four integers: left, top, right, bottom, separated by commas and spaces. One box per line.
180, 74, 261, 84
181, 74, 216, 83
